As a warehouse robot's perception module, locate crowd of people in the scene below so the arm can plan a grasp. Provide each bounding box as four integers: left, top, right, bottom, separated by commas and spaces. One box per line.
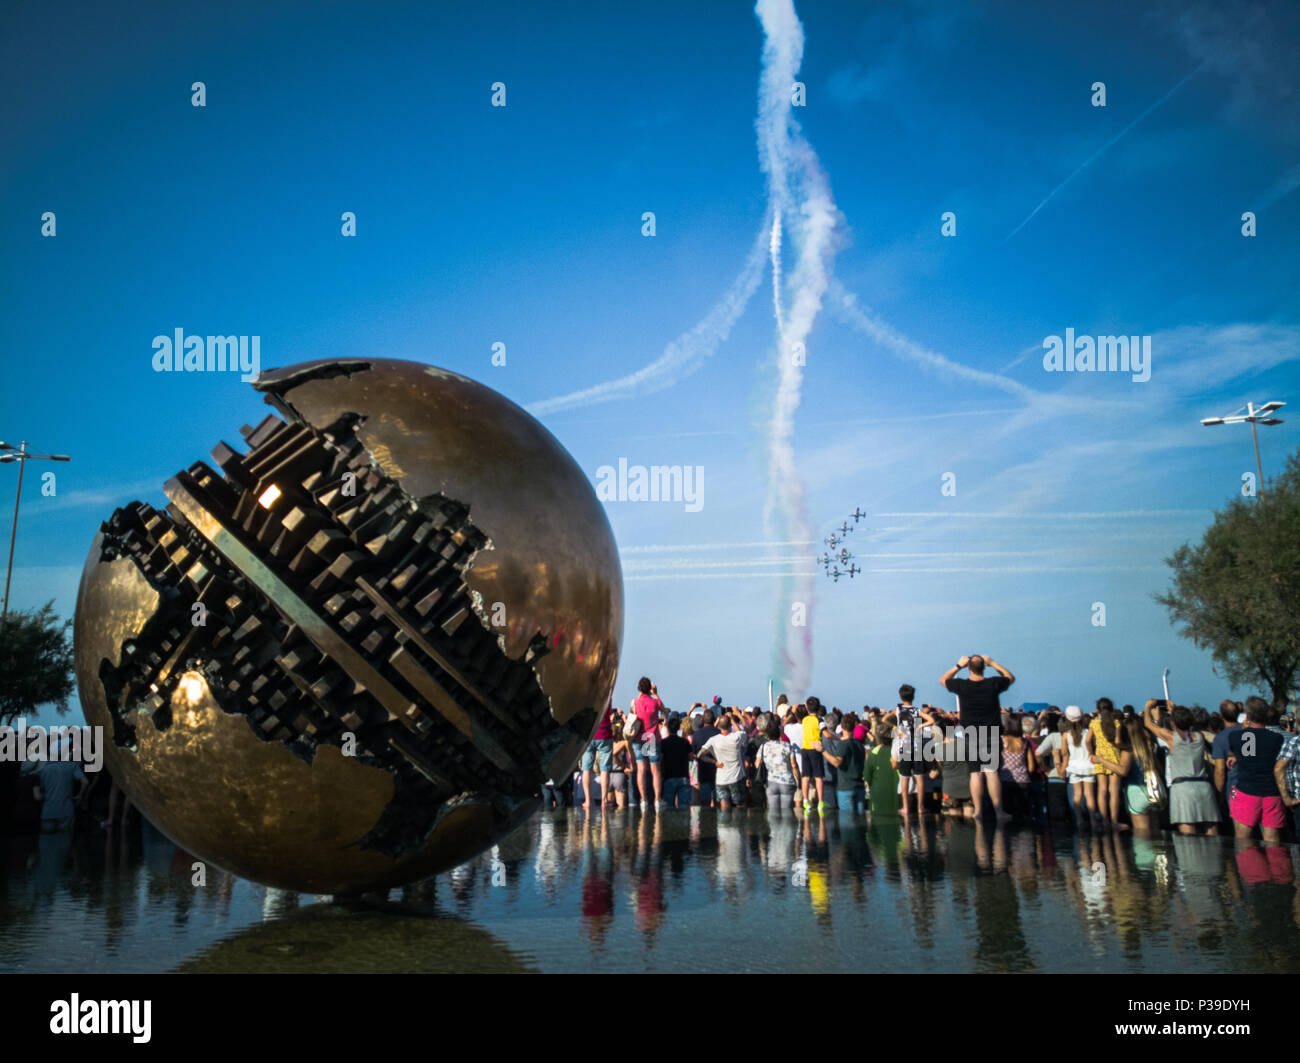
548, 656, 1300, 847
0, 741, 135, 838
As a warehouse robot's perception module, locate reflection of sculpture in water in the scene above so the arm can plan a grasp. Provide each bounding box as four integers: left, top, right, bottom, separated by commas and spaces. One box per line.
176, 902, 537, 974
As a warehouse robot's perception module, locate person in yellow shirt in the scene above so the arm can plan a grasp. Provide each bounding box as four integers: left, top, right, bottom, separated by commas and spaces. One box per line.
800, 698, 827, 813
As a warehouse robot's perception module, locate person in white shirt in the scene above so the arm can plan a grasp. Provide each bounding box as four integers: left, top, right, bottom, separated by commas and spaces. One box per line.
699, 716, 750, 810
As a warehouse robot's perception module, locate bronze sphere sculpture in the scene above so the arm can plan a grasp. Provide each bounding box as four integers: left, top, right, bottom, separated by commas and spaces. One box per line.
74, 359, 622, 894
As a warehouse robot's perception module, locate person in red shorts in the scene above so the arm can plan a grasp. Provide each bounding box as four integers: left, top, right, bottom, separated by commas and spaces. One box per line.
1234, 844, 1294, 886
1226, 696, 1286, 844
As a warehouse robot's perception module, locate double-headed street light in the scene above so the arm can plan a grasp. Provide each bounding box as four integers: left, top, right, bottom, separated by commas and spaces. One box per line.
0, 441, 72, 625
1200, 401, 1286, 497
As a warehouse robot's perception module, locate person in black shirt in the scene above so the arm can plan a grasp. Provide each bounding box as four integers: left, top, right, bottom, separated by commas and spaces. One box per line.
940, 654, 1015, 821
659, 716, 693, 809
691, 709, 721, 807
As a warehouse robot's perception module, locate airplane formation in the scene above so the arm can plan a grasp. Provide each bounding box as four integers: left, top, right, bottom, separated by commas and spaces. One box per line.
821, 508, 864, 582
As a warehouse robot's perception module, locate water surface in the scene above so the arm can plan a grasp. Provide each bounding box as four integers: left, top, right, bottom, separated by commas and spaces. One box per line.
2, 809, 1296, 973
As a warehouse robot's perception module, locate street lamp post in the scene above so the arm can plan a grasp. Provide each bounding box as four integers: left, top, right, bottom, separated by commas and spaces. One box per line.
0, 441, 72, 626
1199, 401, 1286, 497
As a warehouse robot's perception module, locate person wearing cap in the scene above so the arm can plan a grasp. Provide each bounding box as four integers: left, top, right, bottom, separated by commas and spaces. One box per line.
819, 712, 840, 811
1061, 705, 1099, 828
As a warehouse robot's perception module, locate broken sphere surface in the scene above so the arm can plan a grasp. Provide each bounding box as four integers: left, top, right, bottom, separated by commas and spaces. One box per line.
74, 359, 622, 893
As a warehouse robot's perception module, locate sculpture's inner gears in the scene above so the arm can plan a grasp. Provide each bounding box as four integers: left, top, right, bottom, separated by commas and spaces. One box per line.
95, 409, 580, 856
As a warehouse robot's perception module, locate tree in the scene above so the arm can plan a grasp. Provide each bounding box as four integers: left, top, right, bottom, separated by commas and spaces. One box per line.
1156, 448, 1300, 712
0, 601, 75, 724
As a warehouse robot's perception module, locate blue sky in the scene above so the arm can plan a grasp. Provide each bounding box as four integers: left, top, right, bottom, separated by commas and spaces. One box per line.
2, 0, 1297, 719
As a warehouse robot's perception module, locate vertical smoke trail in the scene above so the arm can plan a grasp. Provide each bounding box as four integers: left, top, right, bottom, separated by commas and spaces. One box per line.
769, 208, 785, 338
531, 0, 840, 700
755, 0, 841, 698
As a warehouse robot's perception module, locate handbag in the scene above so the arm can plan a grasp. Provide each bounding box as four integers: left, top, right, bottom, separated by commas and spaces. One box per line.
625, 714, 643, 740
1144, 766, 1168, 810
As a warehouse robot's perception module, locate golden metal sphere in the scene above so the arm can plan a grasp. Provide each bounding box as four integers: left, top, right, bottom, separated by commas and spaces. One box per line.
74, 359, 622, 893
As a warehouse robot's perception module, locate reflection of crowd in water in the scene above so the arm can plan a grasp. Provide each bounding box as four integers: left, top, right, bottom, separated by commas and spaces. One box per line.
1, 741, 300, 971
452, 797, 1300, 972
0, 816, 249, 971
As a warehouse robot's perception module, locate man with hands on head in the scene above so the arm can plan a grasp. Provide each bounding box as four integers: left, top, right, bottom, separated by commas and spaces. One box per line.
940, 654, 1016, 822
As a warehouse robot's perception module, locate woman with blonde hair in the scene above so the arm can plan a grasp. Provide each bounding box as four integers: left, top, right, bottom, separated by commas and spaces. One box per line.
1092, 716, 1164, 836
1086, 697, 1125, 829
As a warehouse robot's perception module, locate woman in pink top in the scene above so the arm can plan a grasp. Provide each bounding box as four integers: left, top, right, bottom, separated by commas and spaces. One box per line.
632, 676, 665, 808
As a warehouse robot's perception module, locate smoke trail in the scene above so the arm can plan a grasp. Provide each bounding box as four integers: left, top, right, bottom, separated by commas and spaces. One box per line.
873, 509, 1209, 520
623, 556, 817, 571
1004, 63, 1204, 242
620, 540, 815, 553
829, 280, 1038, 400
1260, 162, 1300, 210
625, 572, 820, 582
755, 0, 840, 699
526, 214, 771, 416
770, 209, 785, 337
